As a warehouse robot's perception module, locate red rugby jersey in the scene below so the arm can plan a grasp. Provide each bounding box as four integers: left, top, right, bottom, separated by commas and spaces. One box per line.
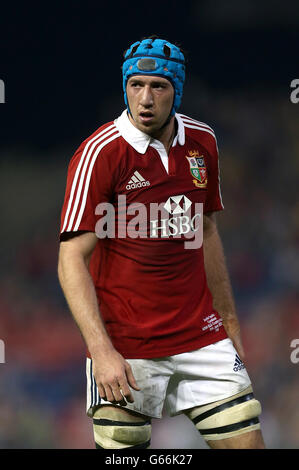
60, 110, 228, 358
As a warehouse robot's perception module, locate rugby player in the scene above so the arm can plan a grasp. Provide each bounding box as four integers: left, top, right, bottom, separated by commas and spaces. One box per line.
58, 36, 265, 449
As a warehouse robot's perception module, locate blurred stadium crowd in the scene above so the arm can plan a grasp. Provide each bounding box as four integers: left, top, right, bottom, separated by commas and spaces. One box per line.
0, 83, 298, 449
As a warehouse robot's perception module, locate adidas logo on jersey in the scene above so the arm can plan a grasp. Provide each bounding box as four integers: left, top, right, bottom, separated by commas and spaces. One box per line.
233, 354, 245, 372
126, 171, 150, 190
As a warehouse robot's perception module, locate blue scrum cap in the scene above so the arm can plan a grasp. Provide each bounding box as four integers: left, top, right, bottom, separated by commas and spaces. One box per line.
122, 37, 186, 116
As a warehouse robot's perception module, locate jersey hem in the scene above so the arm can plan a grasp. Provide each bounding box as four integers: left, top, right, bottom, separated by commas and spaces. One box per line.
86, 328, 228, 360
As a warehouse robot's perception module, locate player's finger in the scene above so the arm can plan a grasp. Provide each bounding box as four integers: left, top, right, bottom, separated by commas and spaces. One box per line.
97, 383, 106, 400
125, 362, 140, 391
104, 384, 115, 403
118, 379, 134, 403
110, 383, 125, 403
233, 336, 245, 362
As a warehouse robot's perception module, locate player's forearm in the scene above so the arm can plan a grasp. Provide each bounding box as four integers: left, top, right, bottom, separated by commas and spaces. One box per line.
58, 251, 114, 357
203, 216, 239, 326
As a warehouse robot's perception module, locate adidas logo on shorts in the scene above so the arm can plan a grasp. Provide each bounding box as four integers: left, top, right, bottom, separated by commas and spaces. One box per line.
233, 353, 245, 372
126, 171, 150, 190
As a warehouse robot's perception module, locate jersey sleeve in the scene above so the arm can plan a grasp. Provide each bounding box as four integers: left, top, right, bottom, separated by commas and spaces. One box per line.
204, 133, 224, 214
60, 139, 114, 239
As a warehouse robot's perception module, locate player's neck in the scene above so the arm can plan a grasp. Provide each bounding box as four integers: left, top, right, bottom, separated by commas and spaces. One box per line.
151, 117, 176, 154
128, 113, 176, 154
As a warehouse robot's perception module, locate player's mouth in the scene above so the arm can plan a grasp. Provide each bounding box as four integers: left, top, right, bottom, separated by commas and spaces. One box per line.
139, 111, 154, 123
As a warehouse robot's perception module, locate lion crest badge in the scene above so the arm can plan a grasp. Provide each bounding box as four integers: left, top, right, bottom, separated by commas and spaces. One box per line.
185, 150, 207, 188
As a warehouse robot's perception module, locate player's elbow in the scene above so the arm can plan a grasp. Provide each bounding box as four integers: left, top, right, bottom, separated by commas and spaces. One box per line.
203, 212, 218, 238
57, 245, 68, 287
57, 241, 80, 286
57, 236, 95, 285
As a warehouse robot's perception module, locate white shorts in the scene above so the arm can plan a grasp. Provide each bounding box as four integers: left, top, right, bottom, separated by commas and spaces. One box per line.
86, 338, 251, 419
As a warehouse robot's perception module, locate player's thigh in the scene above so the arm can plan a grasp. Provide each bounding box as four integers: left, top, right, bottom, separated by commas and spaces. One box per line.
87, 356, 171, 419
92, 404, 152, 449
165, 339, 252, 417
207, 428, 265, 449
184, 385, 264, 449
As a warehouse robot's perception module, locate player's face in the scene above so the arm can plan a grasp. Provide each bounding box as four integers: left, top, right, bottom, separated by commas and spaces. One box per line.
126, 75, 174, 135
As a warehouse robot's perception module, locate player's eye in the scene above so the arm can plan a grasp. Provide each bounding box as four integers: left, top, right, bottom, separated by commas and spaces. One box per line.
153, 83, 166, 89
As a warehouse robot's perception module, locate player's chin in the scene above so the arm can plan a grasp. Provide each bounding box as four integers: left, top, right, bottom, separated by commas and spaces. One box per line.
136, 119, 157, 133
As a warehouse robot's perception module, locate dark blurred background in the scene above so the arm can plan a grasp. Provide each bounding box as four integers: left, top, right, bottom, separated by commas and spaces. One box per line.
0, 0, 298, 449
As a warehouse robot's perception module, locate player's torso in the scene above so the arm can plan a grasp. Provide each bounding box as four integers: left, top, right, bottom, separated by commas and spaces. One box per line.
98, 135, 210, 246
85, 118, 227, 357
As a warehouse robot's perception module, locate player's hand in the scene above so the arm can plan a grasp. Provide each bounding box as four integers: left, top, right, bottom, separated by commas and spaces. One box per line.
91, 347, 140, 406
231, 330, 245, 363
222, 315, 245, 363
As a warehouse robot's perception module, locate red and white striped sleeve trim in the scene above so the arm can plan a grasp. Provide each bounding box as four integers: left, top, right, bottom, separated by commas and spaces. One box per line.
61, 124, 120, 233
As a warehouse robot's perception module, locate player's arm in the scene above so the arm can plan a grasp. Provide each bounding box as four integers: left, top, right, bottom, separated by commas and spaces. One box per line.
58, 231, 140, 404
203, 212, 245, 361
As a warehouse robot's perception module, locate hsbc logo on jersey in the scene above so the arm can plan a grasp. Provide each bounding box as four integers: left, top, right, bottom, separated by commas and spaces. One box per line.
95, 195, 203, 249
150, 195, 202, 245
163, 195, 192, 215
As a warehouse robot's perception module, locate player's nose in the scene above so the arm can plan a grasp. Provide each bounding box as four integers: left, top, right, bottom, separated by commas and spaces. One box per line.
139, 85, 154, 107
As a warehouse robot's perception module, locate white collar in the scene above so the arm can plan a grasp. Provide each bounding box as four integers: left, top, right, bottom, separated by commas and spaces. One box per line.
114, 109, 185, 154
